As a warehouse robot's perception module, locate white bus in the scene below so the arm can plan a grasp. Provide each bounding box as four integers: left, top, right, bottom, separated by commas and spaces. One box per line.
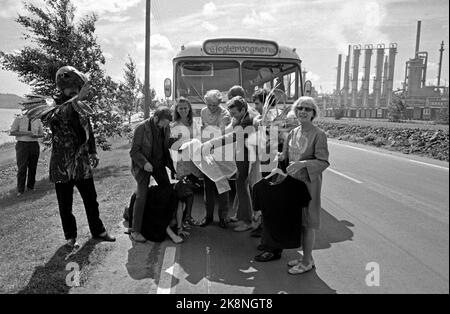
164, 38, 306, 115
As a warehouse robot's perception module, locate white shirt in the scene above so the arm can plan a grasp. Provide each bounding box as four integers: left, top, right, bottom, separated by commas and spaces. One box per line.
10, 115, 43, 142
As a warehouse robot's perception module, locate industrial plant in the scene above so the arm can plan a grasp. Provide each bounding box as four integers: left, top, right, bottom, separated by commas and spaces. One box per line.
321, 21, 449, 121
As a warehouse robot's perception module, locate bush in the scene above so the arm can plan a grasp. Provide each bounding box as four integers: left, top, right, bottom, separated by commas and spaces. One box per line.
435, 108, 449, 125
334, 108, 345, 120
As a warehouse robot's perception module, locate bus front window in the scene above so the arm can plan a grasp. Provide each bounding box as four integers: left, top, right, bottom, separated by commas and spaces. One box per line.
242, 61, 299, 103
176, 61, 240, 103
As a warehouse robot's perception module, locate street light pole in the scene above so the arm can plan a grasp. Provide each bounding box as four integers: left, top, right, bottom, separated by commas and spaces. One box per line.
144, 0, 151, 119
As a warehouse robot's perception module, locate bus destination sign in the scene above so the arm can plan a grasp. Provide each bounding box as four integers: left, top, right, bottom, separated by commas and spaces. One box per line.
203, 39, 279, 56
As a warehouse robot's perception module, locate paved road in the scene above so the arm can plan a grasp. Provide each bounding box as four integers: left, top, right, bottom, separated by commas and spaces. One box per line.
75, 140, 449, 294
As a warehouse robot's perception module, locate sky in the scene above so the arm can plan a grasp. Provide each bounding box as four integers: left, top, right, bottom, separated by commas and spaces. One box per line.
0, 0, 448, 98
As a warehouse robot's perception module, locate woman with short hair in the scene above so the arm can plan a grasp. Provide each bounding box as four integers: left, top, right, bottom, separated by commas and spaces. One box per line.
283, 96, 330, 274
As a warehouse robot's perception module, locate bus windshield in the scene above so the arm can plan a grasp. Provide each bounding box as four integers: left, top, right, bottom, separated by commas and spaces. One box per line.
176, 60, 240, 103
242, 61, 299, 103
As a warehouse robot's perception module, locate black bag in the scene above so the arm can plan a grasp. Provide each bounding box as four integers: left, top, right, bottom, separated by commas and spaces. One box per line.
126, 184, 178, 242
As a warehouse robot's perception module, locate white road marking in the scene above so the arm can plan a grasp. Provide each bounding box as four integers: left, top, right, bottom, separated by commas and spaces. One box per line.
327, 168, 363, 184
329, 141, 449, 171
156, 246, 177, 294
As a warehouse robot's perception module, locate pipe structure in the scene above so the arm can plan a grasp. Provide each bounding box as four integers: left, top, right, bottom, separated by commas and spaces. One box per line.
373, 44, 385, 107
362, 44, 373, 108
336, 54, 342, 107
351, 45, 362, 107
385, 43, 397, 106
437, 41, 444, 87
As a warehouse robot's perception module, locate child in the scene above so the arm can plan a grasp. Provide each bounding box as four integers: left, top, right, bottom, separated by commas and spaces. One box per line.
171, 174, 201, 243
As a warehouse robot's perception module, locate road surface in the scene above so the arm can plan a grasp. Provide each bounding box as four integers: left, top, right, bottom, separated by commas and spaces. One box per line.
74, 139, 449, 294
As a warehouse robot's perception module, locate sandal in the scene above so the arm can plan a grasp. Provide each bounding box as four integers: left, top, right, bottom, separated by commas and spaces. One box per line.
288, 261, 314, 275
254, 251, 282, 262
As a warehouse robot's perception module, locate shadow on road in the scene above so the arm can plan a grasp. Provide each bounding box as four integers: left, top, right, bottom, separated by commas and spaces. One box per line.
121, 192, 354, 294
18, 239, 101, 294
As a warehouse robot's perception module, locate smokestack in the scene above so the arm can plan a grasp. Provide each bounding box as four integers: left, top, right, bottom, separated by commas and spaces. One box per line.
386, 43, 397, 106
362, 45, 373, 108
438, 41, 445, 86
373, 45, 385, 108
415, 20, 422, 56
382, 56, 389, 98
351, 45, 361, 107
343, 45, 351, 107
336, 54, 342, 106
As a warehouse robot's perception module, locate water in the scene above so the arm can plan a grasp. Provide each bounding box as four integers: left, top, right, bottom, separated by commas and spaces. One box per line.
0, 108, 21, 146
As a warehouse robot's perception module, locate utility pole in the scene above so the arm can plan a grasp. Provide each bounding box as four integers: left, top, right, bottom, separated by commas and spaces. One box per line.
144, 0, 151, 119
437, 41, 444, 87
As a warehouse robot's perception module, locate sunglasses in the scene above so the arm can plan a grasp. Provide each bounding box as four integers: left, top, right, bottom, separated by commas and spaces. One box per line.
295, 106, 314, 112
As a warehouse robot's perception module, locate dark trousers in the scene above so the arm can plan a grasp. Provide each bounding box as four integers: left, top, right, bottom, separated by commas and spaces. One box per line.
235, 161, 253, 224
132, 166, 170, 233
15, 141, 40, 193
55, 178, 105, 240
204, 176, 229, 221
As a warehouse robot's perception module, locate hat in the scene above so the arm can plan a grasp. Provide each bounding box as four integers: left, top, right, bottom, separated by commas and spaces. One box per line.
55, 66, 88, 90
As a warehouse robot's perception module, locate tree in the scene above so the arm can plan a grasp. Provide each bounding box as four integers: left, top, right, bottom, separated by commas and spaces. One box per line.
118, 56, 143, 124
389, 92, 406, 122
0, 0, 123, 150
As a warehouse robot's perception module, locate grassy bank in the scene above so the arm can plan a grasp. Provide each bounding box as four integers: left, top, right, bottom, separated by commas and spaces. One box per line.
316, 118, 449, 162
0, 138, 134, 294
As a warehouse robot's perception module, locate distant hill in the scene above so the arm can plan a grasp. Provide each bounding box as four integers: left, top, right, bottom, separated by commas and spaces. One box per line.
0, 94, 25, 109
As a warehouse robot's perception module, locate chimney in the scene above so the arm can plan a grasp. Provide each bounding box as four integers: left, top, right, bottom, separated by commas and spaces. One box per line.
415, 20, 422, 56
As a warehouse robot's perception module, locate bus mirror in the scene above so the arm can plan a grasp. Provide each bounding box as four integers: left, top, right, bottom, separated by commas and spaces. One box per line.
304, 80, 312, 96
164, 78, 172, 98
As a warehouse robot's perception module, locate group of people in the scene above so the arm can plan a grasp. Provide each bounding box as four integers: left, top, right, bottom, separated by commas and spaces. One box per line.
11, 65, 329, 276
129, 84, 330, 275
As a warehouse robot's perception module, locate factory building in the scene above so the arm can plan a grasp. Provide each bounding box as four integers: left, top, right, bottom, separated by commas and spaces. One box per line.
323, 21, 449, 121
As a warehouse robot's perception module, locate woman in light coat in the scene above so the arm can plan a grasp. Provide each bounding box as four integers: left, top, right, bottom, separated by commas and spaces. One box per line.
281, 96, 330, 274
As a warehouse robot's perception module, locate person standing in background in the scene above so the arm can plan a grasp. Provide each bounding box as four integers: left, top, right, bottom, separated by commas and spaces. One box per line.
9, 113, 44, 196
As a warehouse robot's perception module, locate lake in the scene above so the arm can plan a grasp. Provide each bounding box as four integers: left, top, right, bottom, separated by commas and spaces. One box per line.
0, 108, 21, 146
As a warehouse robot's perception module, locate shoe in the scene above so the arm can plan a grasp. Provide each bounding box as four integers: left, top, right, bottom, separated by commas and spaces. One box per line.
234, 223, 252, 232
228, 216, 239, 223
257, 244, 267, 251
66, 238, 79, 248
288, 261, 315, 275
95, 232, 116, 242
199, 218, 213, 227
131, 232, 146, 243
254, 251, 282, 262
287, 257, 315, 268
219, 219, 228, 229
17, 192, 24, 197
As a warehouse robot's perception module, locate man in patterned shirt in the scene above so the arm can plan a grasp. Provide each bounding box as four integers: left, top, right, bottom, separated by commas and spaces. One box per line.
42, 66, 115, 248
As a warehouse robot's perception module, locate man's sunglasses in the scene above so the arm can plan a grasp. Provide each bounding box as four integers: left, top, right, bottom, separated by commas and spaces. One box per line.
295, 106, 314, 112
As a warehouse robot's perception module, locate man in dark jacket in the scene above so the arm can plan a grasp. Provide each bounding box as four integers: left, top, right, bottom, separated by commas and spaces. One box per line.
42, 66, 115, 248
129, 106, 176, 242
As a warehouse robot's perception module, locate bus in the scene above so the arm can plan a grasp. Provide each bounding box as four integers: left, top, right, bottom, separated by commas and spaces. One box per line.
164, 38, 306, 116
